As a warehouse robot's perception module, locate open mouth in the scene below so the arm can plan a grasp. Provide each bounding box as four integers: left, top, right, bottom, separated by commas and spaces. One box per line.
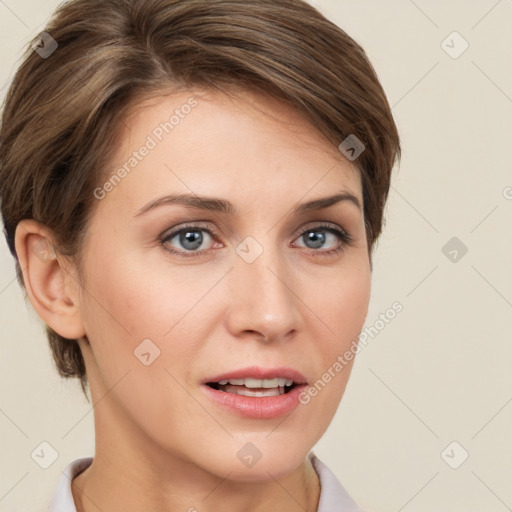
206, 378, 297, 397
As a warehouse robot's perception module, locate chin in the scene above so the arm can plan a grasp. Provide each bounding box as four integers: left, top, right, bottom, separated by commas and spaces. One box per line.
197, 433, 316, 483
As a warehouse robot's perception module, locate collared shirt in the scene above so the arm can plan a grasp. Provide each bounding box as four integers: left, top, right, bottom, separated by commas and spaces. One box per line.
48, 452, 362, 511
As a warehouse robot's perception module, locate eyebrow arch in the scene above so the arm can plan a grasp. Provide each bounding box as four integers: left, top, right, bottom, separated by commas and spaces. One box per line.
134, 191, 362, 217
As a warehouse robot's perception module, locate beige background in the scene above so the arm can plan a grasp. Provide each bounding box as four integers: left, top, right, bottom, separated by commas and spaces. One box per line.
1, 1, 511, 511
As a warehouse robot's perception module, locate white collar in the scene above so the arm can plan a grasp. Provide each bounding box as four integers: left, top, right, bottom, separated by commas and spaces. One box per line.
48, 452, 362, 511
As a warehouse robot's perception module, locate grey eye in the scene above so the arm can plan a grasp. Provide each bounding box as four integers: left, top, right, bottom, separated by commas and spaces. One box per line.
164, 228, 213, 252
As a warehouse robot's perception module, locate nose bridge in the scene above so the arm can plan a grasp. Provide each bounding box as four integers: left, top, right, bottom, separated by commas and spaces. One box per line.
227, 236, 300, 340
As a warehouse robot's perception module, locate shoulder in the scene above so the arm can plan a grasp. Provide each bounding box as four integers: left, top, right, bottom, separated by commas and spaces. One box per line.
309, 451, 366, 512
48, 456, 93, 512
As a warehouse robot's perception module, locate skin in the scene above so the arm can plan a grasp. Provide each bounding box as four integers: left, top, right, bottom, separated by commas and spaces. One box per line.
15, 88, 371, 511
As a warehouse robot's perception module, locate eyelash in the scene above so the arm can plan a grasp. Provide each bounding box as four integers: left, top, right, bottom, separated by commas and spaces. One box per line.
159, 222, 354, 259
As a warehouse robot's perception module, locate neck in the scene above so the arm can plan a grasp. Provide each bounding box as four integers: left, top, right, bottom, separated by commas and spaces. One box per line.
72, 449, 320, 512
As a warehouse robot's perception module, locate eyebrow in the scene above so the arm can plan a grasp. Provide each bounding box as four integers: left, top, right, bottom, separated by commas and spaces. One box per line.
134, 191, 362, 217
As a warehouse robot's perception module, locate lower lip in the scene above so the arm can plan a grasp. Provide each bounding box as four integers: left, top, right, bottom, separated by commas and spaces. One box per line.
202, 384, 307, 419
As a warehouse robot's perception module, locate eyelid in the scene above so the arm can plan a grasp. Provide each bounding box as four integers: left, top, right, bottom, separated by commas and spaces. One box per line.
160, 221, 221, 241
294, 220, 347, 236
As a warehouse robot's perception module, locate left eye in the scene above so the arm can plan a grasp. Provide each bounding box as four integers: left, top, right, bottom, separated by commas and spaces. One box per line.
294, 228, 344, 251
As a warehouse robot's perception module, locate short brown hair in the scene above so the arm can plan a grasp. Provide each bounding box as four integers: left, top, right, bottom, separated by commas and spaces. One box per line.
0, 0, 400, 397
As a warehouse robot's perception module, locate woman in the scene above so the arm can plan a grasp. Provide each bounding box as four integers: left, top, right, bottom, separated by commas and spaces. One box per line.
0, 0, 400, 510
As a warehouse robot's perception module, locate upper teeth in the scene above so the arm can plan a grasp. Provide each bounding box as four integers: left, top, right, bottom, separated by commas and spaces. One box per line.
218, 378, 293, 388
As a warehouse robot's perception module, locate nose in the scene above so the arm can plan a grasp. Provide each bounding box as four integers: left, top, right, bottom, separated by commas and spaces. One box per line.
224, 244, 303, 344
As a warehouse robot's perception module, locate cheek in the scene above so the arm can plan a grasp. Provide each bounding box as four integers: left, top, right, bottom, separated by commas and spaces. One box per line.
316, 259, 371, 344
306, 260, 371, 401
84, 251, 190, 333
78, 256, 209, 424
79, 251, 225, 380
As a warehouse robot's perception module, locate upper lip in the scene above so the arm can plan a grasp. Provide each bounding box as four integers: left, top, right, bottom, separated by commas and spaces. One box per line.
203, 366, 308, 385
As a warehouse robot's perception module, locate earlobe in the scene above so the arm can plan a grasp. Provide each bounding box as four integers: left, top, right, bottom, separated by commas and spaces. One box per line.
14, 220, 86, 340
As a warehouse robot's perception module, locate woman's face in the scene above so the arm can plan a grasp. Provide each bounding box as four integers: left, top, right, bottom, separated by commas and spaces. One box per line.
73, 88, 371, 481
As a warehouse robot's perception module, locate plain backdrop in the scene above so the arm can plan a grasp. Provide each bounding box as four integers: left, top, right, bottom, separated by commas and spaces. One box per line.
1, 1, 511, 511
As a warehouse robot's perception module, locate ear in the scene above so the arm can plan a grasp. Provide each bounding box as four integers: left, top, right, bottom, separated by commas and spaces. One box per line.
14, 219, 86, 340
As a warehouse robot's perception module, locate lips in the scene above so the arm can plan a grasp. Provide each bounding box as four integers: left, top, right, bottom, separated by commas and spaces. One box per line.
201, 366, 308, 419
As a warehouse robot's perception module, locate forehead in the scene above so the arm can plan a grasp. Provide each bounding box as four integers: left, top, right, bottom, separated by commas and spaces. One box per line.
94, 87, 363, 218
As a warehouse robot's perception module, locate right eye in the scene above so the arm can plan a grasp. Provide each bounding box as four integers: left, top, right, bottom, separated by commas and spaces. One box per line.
160, 223, 222, 259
